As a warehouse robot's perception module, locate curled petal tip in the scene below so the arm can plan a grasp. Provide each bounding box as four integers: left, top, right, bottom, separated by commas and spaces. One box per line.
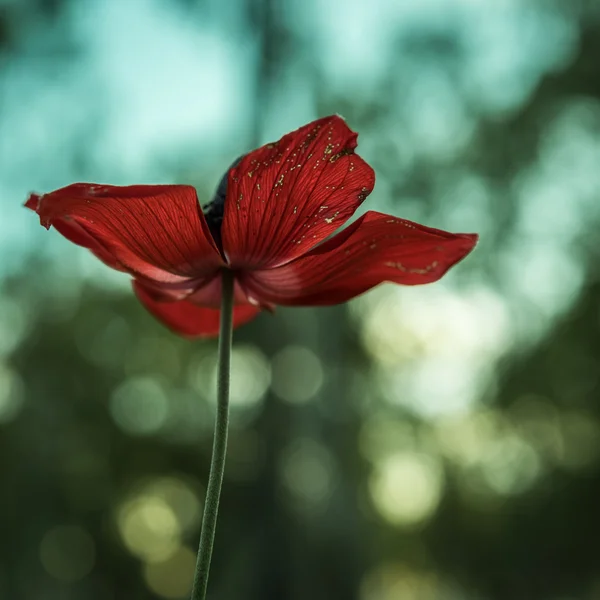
25, 193, 51, 229
25, 193, 41, 211
460, 232, 479, 248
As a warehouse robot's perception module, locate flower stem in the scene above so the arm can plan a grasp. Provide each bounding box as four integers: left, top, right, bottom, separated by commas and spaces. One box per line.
191, 269, 235, 600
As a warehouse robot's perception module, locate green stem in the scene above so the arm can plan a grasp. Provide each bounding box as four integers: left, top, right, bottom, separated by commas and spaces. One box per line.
191, 269, 235, 600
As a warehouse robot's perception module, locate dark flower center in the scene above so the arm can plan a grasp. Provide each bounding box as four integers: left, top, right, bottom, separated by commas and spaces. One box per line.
203, 155, 243, 248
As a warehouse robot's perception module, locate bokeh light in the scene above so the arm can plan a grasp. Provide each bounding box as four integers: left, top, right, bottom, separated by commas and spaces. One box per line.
117, 495, 181, 562
116, 476, 201, 564
369, 452, 444, 527
142, 476, 203, 532
39, 525, 96, 583
280, 436, 336, 514
356, 284, 511, 418
143, 545, 197, 599
192, 344, 271, 418
360, 562, 462, 600
110, 376, 170, 435
271, 345, 324, 404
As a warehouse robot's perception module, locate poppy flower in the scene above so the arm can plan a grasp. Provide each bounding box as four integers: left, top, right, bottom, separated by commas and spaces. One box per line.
26, 115, 477, 337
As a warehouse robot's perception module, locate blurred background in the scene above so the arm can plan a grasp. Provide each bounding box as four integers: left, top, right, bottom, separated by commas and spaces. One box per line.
1, 0, 600, 598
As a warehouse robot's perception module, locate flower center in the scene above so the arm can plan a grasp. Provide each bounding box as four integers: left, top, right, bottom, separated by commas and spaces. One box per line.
203, 155, 243, 248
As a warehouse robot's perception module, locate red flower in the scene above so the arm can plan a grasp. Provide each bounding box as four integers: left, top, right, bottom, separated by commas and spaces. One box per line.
26, 116, 477, 337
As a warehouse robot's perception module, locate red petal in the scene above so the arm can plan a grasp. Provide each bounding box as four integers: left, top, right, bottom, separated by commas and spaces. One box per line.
242, 211, 478, 305
29, 184, 224, 283
221, 115, 375, 269
27, 193, 126, 270
133, 280, 260, 338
